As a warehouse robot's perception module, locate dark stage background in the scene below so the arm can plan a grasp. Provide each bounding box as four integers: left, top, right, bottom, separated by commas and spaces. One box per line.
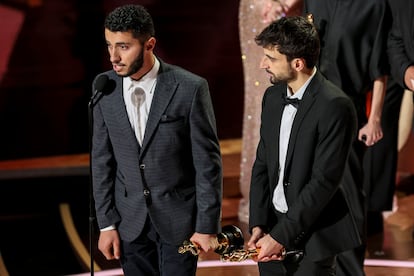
0, 0, 244, 161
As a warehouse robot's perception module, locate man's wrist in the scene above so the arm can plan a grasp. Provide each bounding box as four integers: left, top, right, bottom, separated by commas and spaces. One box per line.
100, 224, 116, 231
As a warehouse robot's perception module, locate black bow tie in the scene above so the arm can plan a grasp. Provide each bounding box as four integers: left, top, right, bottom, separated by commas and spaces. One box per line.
282, 94, 300, 108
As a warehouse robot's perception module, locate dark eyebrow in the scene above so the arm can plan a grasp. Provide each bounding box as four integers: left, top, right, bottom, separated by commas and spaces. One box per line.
115, 42, 130, 46
265, 54, 276, 60
106, 41, 131, 46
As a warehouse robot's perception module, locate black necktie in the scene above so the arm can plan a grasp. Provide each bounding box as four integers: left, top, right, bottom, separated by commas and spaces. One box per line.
282, 94, 300, 108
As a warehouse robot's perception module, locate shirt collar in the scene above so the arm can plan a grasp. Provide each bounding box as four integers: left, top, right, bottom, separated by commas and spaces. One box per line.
125, 57, 160, 92
286, 67, 317, 100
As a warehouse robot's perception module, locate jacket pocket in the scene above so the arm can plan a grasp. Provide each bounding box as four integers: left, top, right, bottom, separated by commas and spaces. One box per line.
174, 186, 195, 201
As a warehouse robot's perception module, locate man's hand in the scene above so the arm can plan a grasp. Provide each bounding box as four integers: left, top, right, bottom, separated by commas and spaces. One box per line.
358, 120, 383, 146
98, 229, 121, 260
190, 232, 217, 253
247, 226, 264, 250
404, 65, 414, 91
247, 227, 285, 262
255, 234, 285, 262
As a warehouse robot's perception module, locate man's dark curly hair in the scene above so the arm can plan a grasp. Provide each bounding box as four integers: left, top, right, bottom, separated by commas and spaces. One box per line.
255, 16, 320, 69
105, 4, 155, 43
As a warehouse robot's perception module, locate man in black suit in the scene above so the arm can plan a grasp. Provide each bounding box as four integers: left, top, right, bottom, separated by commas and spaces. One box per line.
388, 0, 414, 93
91, 4, 222, 276
247, 16, 360, 276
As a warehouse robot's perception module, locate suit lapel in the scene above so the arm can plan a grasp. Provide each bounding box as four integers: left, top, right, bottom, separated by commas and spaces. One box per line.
141, 62, 177, 154
111, 74, 141, 152
284, 73, 321, 174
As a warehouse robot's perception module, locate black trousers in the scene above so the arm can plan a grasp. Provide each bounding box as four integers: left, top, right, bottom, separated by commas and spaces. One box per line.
258, 255, 337, 276
120, 217, 197, 276
336, 144, 366, 276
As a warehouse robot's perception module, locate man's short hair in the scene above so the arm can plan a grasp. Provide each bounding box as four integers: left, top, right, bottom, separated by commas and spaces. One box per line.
105, 4, 155, 43
255, 16, 320, 68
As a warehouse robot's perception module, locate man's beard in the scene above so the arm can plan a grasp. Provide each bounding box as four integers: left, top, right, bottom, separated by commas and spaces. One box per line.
120, 48, 144, 77
268, 67, 295, 85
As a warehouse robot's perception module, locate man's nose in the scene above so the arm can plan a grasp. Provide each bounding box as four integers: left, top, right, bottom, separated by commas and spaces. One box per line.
259, 57, 268, 69
109, 49, 120, 63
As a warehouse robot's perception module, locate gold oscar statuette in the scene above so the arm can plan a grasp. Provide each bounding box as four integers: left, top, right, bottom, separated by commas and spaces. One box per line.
178, 225, 304, 262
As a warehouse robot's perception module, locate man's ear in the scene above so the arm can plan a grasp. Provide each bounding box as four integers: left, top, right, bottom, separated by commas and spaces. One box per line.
292, 58, 305, 72
146, 37, 156, 51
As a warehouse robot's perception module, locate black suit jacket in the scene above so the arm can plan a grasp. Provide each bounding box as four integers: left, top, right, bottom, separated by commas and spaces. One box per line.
249, 71, 361, 261
388, 0, 414, 90
91, 60, 222, 245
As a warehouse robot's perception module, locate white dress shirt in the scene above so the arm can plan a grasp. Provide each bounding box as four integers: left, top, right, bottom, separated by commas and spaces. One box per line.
123, 57, 159, 145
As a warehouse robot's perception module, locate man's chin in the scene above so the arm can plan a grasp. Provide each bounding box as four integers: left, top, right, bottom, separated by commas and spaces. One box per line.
270, 77, 286, 85
114, 70, 129, 78
270, 78, 278, 85
269, 75, 279, 85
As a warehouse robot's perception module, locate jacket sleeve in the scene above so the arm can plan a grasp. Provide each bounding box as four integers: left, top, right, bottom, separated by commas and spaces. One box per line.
249, 90, 274, 231
189, 78, 223, 234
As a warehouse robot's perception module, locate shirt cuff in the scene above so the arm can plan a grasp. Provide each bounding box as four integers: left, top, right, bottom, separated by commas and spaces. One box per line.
100, 224, 116, 231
